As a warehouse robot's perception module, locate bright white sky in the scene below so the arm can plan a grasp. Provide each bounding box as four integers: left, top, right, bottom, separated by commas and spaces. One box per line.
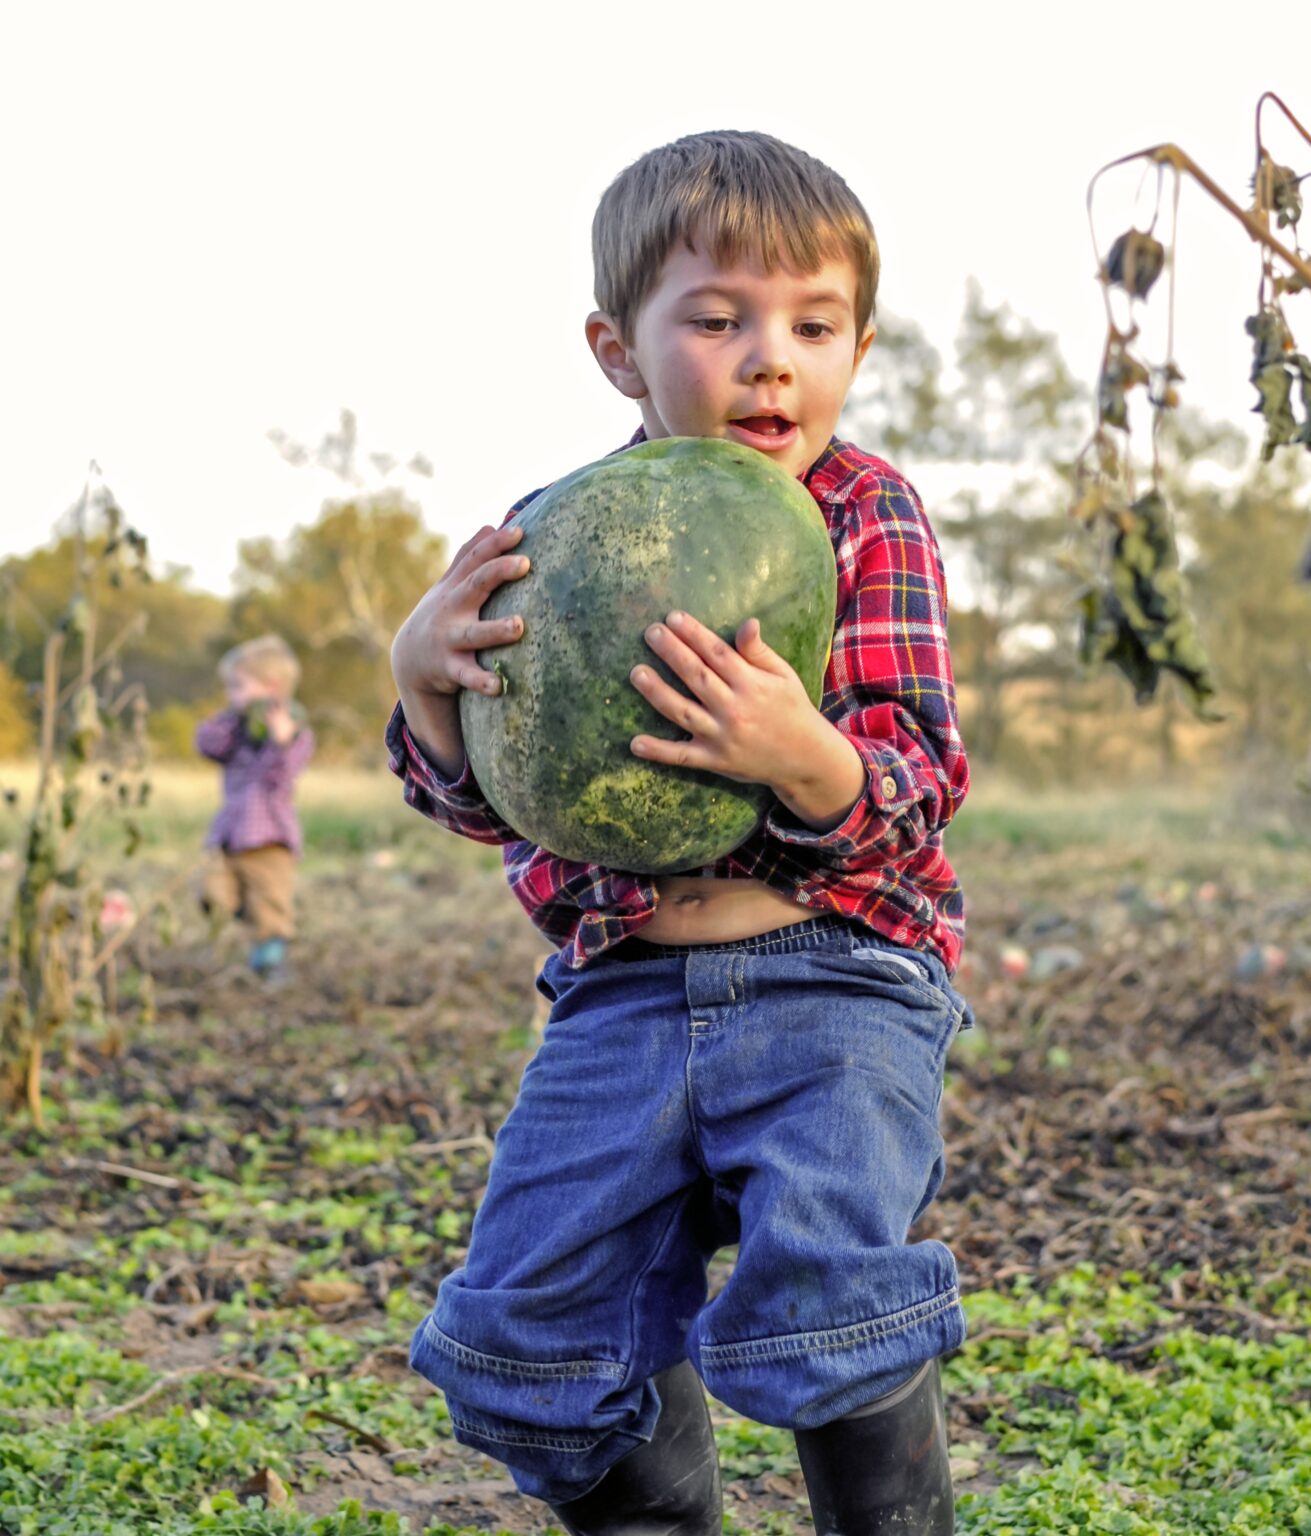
2, 1, 1308, 594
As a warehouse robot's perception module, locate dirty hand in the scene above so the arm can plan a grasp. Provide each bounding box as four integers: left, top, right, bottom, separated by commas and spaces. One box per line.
629, 611, 865, 829
391, 524, 530, 701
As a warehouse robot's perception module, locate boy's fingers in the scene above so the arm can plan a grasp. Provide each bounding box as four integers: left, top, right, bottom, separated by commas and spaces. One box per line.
454, 659, 507, 696
453, 615, 524, 651
450, 526, 490, 565
452, 522, 523, 576
660, 611, 746, 684
735, 617, 790, 673
467, 552, 531, 602
644, 618, 734, 704
630, 732, 707, 769
629, 665, 716, 736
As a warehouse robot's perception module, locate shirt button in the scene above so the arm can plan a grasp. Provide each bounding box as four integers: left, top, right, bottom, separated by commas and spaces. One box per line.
880, 774, 899, 801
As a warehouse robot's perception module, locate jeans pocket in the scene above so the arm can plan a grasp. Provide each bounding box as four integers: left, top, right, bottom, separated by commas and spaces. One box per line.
848, 943, 967, 1049
850, 942, 939, 996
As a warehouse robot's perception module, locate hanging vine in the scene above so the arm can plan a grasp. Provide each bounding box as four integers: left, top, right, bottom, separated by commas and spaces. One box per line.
1073, 92, 1311, 715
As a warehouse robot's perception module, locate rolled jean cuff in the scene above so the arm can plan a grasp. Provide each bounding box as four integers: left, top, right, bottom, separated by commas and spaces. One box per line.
692, 1241, 967, 1430
410, 1318, 658, 1503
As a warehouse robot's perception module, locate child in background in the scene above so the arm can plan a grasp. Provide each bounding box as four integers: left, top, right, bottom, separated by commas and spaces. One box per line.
196, 635, 314, 979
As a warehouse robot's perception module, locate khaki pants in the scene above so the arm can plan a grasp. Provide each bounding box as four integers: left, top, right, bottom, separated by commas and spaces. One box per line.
200, 846, 296, 941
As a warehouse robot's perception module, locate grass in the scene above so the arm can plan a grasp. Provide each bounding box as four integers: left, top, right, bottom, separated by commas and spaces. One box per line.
4, 1267, 1309, 1534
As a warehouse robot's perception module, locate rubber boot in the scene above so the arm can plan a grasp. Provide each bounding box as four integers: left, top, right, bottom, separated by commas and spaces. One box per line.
249, 937, 288, 980
794, 1359, 954, 1535
549, 1360, 722, 1536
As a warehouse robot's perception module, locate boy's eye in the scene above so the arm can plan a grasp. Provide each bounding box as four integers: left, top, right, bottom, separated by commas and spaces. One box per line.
694, 317, 735, 333
797, 321, 833, 339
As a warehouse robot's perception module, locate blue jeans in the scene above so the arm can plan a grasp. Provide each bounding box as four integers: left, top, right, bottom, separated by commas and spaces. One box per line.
410, 915, 972, 1504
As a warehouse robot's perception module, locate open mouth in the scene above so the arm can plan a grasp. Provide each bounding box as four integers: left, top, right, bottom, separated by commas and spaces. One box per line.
729, 414, 795, 440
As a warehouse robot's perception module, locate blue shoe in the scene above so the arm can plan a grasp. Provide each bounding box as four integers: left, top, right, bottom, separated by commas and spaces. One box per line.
249, 938, 288, 978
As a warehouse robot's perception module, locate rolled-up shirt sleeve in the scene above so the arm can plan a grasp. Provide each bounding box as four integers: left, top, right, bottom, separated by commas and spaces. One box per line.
765, 474, 969, 871
385, 700, 521, 845
194, 709, 243, 764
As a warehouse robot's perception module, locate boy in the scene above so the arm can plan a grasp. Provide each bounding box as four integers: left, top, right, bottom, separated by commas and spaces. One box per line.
388, 131, 972, 1535
196, 635, 314, 979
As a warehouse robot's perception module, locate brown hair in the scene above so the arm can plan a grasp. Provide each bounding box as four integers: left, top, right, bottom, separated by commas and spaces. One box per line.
218, 635, 300, 698
592, 130, 880, 343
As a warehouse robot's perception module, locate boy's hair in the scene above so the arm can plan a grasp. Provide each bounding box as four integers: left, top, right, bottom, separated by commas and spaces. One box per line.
218, 635, 300, 698
593, 130, 880, 344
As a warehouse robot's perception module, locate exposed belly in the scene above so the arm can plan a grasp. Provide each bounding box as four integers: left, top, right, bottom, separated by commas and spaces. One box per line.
642, 876, 810, 945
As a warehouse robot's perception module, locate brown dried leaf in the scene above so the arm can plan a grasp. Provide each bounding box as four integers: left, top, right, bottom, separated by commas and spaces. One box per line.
1104, 231, 1166, 299
239, 1467, 289, 1507
292, 1277, 366, 1307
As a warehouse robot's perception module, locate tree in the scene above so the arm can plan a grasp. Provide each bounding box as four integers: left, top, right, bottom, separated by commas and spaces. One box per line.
1, 537, 227, 727
228, 491, 447, 757
842, 287, 1088, 765
0, 663, 33, 759
1177, 453, 1311, 762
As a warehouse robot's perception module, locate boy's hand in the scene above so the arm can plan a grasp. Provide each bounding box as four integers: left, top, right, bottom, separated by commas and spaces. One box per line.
390, 523, 530, 780
629, 610, 867, 831
391, 524, 530, 701
264, 702, 297, 746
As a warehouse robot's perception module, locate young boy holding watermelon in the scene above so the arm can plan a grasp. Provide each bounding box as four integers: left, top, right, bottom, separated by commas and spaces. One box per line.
389, 131, 972, 1535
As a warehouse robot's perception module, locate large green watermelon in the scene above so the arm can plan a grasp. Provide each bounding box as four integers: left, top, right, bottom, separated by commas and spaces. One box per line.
460, 436, 837, 873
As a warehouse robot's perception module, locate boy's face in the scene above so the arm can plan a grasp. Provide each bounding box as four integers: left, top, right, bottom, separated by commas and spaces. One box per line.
226, 669, 276, 710
588, 243, 874, 480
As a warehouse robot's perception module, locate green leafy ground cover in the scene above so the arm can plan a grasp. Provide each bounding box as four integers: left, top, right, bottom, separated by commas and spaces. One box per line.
2, 771, 1310, 1533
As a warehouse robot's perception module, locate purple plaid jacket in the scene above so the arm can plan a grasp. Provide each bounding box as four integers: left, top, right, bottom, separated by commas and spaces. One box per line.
388, 432, 970, 973
196, 709, 315, 855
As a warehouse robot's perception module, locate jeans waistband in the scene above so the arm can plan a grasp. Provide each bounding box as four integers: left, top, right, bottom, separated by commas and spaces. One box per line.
606, 914, 863, 961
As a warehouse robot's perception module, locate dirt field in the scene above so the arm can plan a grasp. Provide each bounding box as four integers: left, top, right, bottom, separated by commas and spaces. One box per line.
2, 768, 1309, 1533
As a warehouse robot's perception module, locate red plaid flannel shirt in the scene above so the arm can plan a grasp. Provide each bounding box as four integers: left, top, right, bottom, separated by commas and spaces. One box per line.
196, 709, 315, 855
387, 432, 969, 973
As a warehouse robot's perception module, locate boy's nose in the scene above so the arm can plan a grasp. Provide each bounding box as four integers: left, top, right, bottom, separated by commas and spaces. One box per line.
738, 321, 795, 386
741, 344, 793, 386
747, 358, 792, 384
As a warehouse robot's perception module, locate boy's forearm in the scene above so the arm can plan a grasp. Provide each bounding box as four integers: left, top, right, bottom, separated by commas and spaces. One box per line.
395, 687, 466, 780
770, 717, 867, 833
195, 709, 241, 762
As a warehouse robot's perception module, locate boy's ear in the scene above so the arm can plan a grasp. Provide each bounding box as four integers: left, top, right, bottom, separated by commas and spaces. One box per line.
586, 311, 648, 401
853, 322, 876, 373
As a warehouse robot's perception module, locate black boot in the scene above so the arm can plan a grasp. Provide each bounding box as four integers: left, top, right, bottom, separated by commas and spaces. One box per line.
794, 1358, 954, 1535
549, 1360, 722, 1536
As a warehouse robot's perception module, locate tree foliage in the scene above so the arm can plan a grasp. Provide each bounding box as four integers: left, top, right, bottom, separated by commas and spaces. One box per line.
1, 538, 227, 730
228, 491, 446, 757
844, 288, 1087, 764
1176, 456, 1311, 760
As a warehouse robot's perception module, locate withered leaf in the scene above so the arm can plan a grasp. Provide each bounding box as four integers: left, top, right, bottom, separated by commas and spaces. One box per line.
1252, 153, 1305, 230
1294, 354, 1311, 448
1080, 491, 1219, 716
1098, 348, 1151, 431
292, 1277, 366, 1307
239, 1468, 289, 1507
1104, 231, 1166, 299
1251, 363, 1299, 460
1148, 362, 1184, 411
1246, 307, 1291, 374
